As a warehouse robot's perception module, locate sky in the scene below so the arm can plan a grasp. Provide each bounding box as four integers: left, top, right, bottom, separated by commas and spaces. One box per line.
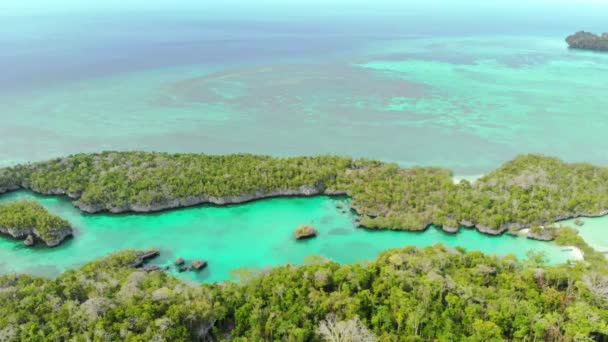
2, 0, 605, 38
2, 0, 608, 17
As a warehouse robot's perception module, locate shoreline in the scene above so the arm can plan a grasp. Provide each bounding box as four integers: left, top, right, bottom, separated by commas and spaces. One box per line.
563, 245, 584, 261
452, 174, 483, 184
4, 186, 607, 246
0, 191, 582, 283
3, 152, 608, 247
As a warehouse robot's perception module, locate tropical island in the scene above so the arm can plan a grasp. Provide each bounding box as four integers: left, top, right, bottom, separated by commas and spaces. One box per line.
0, 200, 72, 247
1, 236, 606, 341
0, 152, 608, 340
2, 152, 608, 239
566, 31, 608, 52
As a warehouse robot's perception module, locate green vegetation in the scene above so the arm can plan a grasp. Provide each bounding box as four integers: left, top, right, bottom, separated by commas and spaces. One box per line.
566, 31, 608, 52
0, 200, 71, 246
2, 152, 608, 235
554, 227, 607, 269
1, 243, 606, 341
3, 152, 607, 339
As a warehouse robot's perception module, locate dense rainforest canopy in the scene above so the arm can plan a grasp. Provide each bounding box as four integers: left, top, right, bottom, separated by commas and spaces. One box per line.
2, 152, 608, 235
0, 200, 71, 246
0, 240, 606, 341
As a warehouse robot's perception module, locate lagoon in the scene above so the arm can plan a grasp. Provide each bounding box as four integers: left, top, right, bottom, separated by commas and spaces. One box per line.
560, 216, 608, 255
0, 191, 573, 282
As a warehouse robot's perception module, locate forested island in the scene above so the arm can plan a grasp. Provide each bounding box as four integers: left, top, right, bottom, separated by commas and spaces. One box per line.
566, 31, 608, 52
1, 236, 606, 341
2, 152, 608, 237
1, 152, 608, 340
0, 200, 72, 247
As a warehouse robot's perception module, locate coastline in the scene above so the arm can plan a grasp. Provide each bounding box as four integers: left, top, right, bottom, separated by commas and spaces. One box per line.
452, 174, 483, 184
3, 152, 608, 245
564, 245, 585, 261
0, 225, 73, 247
0, 191, 579, 283
4, 183, 608, 245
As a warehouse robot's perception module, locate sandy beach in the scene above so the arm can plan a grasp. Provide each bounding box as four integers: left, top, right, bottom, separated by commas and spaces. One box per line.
563, 245, 585, 261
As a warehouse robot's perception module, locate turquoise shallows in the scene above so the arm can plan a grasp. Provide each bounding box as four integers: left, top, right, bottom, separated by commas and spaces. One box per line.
0, 192, 572, 282
560, 216, 608, 254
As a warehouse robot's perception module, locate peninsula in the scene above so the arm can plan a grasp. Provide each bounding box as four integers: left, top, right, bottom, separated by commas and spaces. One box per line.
566, 31, 608, 51
0, 200, 72, 247
2, 152, 608, 238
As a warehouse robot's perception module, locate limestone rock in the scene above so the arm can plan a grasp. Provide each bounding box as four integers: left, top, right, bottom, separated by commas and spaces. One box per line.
294, 224, 317, 240
441, 226, 459, 234
191, 259, 208, 270
24, 234, 34, 247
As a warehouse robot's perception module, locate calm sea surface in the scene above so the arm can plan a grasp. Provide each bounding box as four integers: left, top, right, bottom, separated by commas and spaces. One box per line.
1, 8, 607, 174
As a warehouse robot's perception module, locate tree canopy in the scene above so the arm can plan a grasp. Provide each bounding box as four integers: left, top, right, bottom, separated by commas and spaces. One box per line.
0, 241, 606, 341
3, 152, 608, 235
0, 200, 71, 246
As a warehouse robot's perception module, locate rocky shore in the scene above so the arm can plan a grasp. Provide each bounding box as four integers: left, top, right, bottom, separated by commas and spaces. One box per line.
440, 225, 459, 234
0, 225, 73, 247
129, 249, 160, 268
4, 180, 608, 240
525, 228, 555, 241
1, 183, 346, 214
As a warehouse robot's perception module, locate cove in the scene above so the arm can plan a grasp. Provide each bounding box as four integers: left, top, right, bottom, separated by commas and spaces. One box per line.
560, 216, 608, 255
0, 191, 573, 282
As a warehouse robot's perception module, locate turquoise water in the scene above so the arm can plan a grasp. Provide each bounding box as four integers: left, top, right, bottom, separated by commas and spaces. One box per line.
2, 5, 606, 281
0, 192, 571, 282
1, 13, 608, 175
560, 217, 608, 254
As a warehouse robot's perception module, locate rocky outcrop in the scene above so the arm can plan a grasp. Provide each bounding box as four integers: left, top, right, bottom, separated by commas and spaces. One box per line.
41, 226, 73, 247
526, 228, 555, 241
178, 265, 191, 272
459, 220, 475, 228
566, 31, 608, 52
441, 226, 459, 234
474, 225, 508, 236
130, 249, 160, 268
74, 185, 330, 214
191, 259, 208, 270
555, 210, 608, 221
0, 185, 20, 194
295, 224, 317, 240
0, 225, 73, 247
24, 234, 34, 247
143, 265, 161, 272
173, 257, 185, 266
